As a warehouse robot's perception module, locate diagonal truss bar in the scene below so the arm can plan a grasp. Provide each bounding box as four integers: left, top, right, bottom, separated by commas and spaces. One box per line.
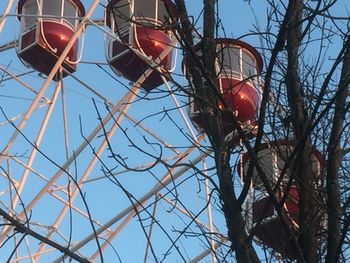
89, 207, 141, 262
0, 0, 15, 35
8, 248, 56, 263
158, 193, 210, 231
0, 65, 50, 103
143, 195, 159, 263
11, 81, 62, 210
33, 85, 141, 260
203, 159, 217, 262
188, 237, 226, 263
163, 76, 199, 141
123, 112, 181, 155
53, 146, 210, 262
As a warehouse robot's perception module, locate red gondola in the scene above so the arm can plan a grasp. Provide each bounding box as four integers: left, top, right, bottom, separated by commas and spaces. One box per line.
105, 0, 178, 91
185, 38, 263, 142
17, 0, 85, 80
240, 141, 324, 259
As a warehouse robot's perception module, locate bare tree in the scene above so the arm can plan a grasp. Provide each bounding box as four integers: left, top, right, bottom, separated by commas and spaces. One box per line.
175, 0, 350, 262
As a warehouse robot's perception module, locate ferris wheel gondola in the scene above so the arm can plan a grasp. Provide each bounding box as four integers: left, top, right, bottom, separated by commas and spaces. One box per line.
16, 0, 85, 80
183, 38, 264, 144
240, 140, 325, 259
105, 0, 178, 91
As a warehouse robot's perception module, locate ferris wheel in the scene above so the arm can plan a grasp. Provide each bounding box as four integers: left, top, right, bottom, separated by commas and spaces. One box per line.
0, 0, 272, 262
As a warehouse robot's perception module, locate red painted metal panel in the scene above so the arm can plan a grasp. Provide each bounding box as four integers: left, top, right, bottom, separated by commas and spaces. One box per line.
220, 78, 259, 123
40, 21, 78, 61
18, 21, 78, 80
108, 26, 174, 90
134, 26, 172, 70
252, 196, 275, 223
254, 218, 298, 260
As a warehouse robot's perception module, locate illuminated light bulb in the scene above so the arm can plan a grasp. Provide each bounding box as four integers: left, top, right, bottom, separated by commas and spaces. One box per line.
60, 35, 65, 41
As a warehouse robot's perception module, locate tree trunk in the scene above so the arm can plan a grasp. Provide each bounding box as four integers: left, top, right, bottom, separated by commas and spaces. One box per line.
176, 0, 260, 261
285, 0, 321, 262
325, 37, 350, 263
216, 149, 260, 263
